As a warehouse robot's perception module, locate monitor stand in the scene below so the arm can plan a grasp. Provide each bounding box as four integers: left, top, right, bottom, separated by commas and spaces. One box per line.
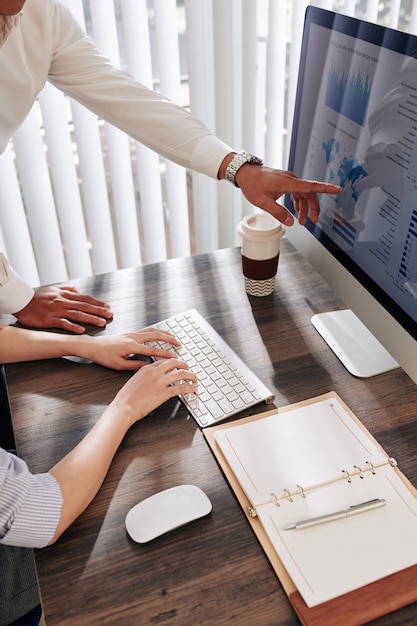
311, 309, 399, 378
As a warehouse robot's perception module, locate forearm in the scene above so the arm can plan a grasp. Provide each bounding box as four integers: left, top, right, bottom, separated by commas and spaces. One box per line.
0, 325, 94, 363
48, 400, 133, 544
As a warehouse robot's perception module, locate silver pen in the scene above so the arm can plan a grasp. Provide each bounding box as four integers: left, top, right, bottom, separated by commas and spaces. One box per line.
284, 498, 386, 530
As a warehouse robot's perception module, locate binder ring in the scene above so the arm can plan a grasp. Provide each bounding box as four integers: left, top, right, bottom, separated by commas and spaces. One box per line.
270, 492, 280, 507
296, 484, 306, 498
354, 465, 364, 479
247, 506, 257, 518
283, 489, 293, 502
342, 469, 352, 483
365, 461, 376, 474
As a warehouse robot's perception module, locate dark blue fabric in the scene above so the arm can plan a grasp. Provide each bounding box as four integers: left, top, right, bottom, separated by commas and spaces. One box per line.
6, 604, 41, 626
0, 365, 16, 452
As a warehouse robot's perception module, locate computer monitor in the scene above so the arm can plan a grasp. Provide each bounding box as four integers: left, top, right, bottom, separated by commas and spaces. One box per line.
284, 6, 417, 383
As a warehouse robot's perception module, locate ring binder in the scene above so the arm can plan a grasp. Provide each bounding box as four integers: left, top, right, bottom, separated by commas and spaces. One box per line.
342, 469, 352, 482
365, 460, 376, 474
247, 506, 257, 518
353, 465, 364, 478
270, 492, 280, 507
243, 458, 393, 515
204, 392, 417, 622
283, 489, 293, 502
297, 484, 306, 498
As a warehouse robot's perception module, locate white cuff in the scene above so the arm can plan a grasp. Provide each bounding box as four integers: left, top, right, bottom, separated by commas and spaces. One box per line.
190, 135, 234, 179
0, 254, 34, 314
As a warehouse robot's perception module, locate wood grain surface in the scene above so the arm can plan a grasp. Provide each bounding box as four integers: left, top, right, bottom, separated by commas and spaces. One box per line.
4, 241, 417, 625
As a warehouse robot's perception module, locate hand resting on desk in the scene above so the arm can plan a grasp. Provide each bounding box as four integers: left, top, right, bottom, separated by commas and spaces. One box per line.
13, 285, 114, 334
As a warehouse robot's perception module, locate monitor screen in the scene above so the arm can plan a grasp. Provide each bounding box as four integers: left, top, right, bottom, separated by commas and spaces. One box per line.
284, 6, 417, 383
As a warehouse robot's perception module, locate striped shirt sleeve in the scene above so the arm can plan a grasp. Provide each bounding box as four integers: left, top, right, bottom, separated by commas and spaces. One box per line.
0, 447, 63, 548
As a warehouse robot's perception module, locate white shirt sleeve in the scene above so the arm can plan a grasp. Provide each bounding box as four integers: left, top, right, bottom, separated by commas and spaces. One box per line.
0, 447, 62, 549
0, 253, 34, 315
47, 3, 233, 178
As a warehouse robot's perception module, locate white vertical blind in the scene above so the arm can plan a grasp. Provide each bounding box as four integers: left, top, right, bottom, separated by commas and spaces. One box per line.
213, 0, 244, 249
11, 108, 68, 284
184, 0, 218, 254
154, 0, 191, 258
0, 146, 40, 286
389, 0, 401, 28
343, 1, 357, 17
62, 0, 119, 275
37, 83, 92, 279
365, 0, 380, 22
286, 0, 309, 164
1, 0, 415, 287
410, 1, 417, 34
265, 1, 287, 169
120, 0, 167, 264
89, 0, 142, 269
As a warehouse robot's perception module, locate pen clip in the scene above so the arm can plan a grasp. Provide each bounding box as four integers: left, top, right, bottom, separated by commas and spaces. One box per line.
348, 498, 384, 512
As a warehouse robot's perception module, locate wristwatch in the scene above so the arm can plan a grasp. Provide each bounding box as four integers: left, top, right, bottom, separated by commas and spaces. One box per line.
225, 150, 263, 187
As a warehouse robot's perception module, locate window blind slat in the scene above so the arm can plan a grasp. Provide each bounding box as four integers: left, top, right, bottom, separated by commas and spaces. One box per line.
38, 83, 93, 279
154, 0, 190, 258
242, 0, 259, 156
71, 101, 118, 274
389, 0, 401, 29
62, 0, 120, 274
213, 0, 242, 249
89, 0, 142, 269
184, 0, 218, 254
240, 0, 263, 217
286, 0, 309, 164
265, 0, 287, 169
12, 108, 68, 284
410, 2, 417, 34
365, 0, 380, 23
120, 0, 167, 263
343, 1, 357, 17
0, 146, 40, 286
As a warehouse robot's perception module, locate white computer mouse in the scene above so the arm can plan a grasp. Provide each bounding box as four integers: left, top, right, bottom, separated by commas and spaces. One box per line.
125, 484, 212, 543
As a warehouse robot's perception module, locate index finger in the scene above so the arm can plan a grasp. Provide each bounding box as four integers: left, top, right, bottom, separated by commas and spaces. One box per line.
293, 180, 342, 194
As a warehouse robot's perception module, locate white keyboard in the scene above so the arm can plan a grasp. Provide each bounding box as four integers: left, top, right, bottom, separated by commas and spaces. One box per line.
148, 309, 275, 427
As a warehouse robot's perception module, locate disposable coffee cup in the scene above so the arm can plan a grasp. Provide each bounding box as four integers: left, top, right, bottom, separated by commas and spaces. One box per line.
237, 214, 285, 296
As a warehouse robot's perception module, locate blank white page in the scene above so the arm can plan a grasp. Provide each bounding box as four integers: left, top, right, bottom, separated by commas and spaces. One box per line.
214, 397, 417, 606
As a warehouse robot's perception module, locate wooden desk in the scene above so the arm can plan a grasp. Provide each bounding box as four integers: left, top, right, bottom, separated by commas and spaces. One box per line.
5, 241, 417, 625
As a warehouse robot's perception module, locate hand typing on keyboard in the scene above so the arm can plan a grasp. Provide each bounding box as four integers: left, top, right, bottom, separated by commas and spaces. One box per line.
147, 309, 275, 427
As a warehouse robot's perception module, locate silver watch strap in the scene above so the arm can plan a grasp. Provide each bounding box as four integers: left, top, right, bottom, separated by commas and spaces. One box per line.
225, 150, 263, 187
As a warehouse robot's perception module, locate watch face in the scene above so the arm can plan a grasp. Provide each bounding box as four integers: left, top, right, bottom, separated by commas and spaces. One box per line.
248, 155, 263, 165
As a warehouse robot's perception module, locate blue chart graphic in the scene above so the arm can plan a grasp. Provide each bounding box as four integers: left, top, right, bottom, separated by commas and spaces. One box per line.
325, 61, 372, 126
